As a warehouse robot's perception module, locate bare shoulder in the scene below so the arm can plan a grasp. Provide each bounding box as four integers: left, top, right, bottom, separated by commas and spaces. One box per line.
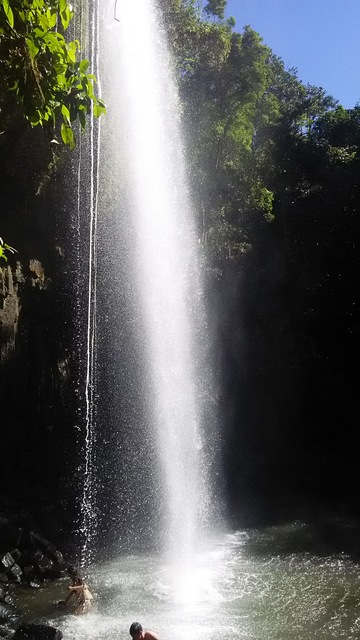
144, 631, 161, 640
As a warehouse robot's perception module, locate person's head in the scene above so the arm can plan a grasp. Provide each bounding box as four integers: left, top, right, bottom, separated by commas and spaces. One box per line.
67, 566, 83, 586
129, 622, 143, 640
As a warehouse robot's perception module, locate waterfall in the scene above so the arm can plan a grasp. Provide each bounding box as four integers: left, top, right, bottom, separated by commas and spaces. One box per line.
78, 0, 219, 566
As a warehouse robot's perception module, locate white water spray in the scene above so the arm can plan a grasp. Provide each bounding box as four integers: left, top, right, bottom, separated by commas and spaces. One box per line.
98, 0, 215, 565
71, 0, 219, 581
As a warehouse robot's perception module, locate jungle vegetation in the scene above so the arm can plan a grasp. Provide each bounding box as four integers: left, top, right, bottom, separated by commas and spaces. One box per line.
160, 0, 360, 510
0, 0, 105, 259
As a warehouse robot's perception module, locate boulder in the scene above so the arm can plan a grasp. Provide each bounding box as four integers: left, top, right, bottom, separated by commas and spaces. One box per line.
7, 565, 21, 582
0, 556, 14, 572
0, 603, 17, 623
0, 624, 13, 638
13, 624, 62, 640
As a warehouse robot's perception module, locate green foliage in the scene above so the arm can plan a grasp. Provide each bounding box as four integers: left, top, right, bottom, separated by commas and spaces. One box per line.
0, 237, 17, 261
162, 0, 347, 266
0, 0, 106, 149
177, 21, 278, 258
203, 0, 227, 20
0, 0, 106, 261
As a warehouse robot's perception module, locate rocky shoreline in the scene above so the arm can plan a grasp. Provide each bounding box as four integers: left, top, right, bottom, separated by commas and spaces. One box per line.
0, 516, 69, 640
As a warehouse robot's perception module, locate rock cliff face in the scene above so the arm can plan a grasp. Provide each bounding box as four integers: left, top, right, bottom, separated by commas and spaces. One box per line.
0, 264, 23, 363
0, 254, 76, 543
0, 118, 80, 548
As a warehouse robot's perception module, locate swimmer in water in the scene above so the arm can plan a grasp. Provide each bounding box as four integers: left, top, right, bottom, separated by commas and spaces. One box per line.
63, 566, 93, 615
129, 622, 160, 640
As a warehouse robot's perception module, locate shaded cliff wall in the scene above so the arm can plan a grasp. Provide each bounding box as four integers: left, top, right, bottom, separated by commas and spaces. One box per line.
0, 116, 80, 544
208, 213, 360, 527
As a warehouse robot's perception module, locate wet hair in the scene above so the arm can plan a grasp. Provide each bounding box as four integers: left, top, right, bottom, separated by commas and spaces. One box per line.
129, 622, 143, 636
67, 566, 83, 586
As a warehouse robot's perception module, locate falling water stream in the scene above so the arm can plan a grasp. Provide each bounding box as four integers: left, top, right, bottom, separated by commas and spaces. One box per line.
108, 0, 212, 563
12, 1, 360, 638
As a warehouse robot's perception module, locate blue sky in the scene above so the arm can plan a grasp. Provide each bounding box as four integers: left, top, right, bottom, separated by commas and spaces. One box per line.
224, 0, 360, 109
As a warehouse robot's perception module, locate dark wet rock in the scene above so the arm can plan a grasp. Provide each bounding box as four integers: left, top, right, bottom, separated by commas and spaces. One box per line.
0, 515, 67, 590
0, 514, 69, 635
0, 624, 13, 638
28, 581, 41, 589
13, 624, 62, 640
21, 567, 41, 589
0, 553, 22, 585
7, 553, 20, 565
3, 594, 14, 606
0, 555, 15, 571
0, 603, 18, 623
6, 566, 21, 583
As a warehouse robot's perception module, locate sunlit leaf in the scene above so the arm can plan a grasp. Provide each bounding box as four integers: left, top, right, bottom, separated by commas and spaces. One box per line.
2, 0, 14, 28
94, 103, 106, 118
61, 104, 70, 123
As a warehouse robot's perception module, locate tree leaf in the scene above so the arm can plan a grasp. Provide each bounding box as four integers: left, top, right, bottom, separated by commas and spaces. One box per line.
26, 37, 40, 59
79, 59, 90, 73
2, 0, 14, 28
61, 104, 70, 124
94, 103, 106, 118
61, 122, 76, 149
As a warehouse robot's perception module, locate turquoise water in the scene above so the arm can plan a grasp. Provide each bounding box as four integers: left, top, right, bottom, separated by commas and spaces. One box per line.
14, 522, 360, 640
